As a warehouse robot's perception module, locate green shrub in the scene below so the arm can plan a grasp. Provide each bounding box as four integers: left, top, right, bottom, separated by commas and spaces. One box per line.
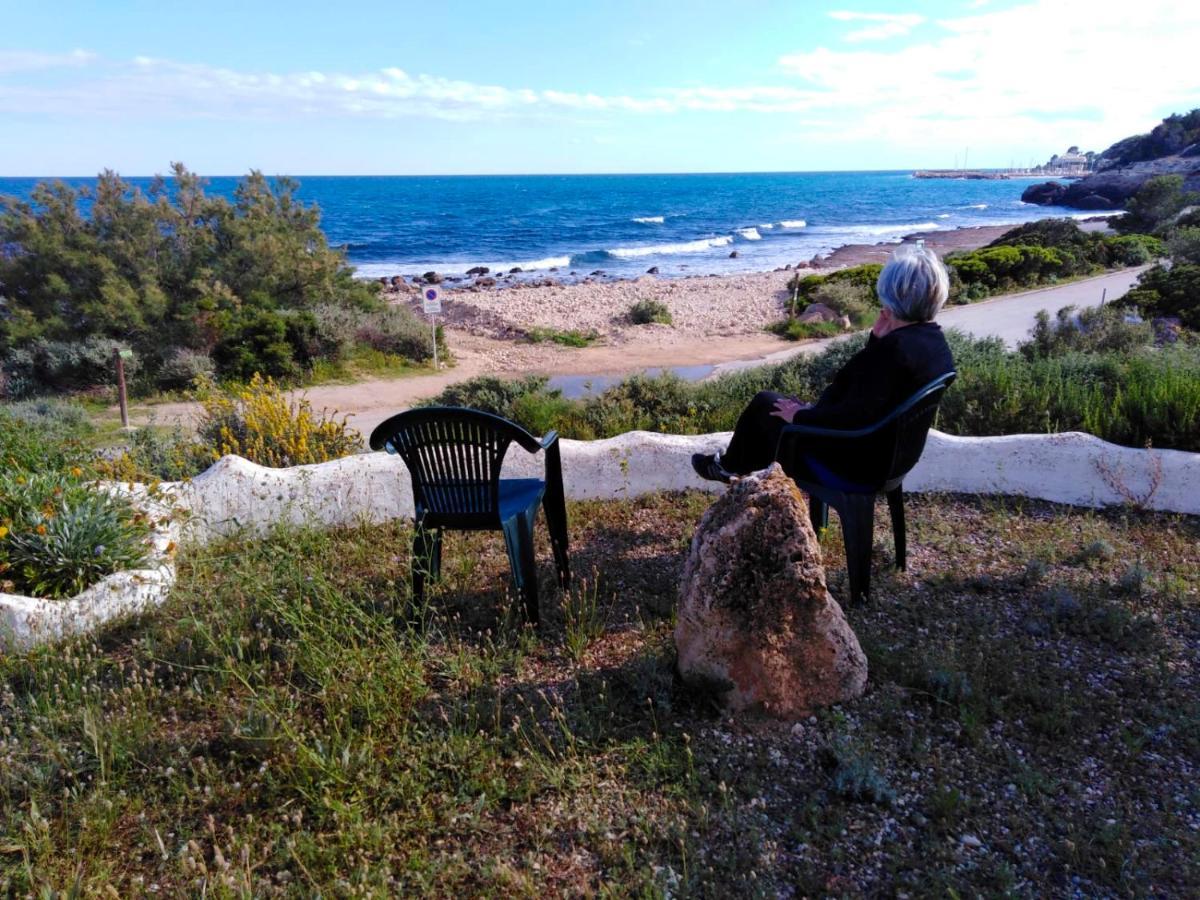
629, 298, 673, 325
1115, 175, 1199, 235
154, 348, 216, 392
1124, 264, 1200, 329
95, 423, 201, 483
1020, 305, 1153, 360
0, 471, 149, 598
428, 375, 559, 422
810, 279, 876, 324
1165, 226, 1200, 265
0, 401, 92, 473
767, 318, 845, 341
0, 165, 389, 395
526, 328, 598, 347
786, 264, 882, 311
1104, 234, 1166, 266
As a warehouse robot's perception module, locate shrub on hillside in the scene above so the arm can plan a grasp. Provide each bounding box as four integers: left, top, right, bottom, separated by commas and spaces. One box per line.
1166, 226, 1200, 265
155, 348, 216, 392
1123, 264, 1200, 329
1020, 306, 1153, 360
1103, 234, 1166, 266
1115, 175, 1200, 235
946, 245, 1067, 301
193, 374, 361, 468
786, 264, 882, 308
810, 280, 877, 324
0, 166, 408, 395
629, 298, 673, 325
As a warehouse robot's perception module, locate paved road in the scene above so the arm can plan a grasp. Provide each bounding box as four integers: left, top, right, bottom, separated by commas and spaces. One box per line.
710, 266, 1149, 377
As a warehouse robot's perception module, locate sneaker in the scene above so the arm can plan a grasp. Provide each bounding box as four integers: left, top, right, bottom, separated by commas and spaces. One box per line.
691, 453, 733, 484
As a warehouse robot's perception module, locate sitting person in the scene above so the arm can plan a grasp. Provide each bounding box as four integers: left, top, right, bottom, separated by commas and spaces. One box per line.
693, 243, 955, 484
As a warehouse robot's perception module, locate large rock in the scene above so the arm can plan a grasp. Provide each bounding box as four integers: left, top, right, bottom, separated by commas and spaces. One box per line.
1021, 181, 1068, 205
674, 465, 868, 718
797, 302, 840, 324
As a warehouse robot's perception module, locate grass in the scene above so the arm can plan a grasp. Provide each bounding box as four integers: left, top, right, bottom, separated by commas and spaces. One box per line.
1, 492, 1198, 894
526, 327, 600, 348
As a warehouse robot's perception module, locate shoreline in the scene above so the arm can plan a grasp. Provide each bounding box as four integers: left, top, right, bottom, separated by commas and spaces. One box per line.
378, 218, 1116, 375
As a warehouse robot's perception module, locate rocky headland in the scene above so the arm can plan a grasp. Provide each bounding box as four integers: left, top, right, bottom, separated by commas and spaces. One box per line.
1022, 108, 1200, 210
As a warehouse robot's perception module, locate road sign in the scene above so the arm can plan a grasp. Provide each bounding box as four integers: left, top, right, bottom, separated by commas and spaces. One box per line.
422, 287, 442, 315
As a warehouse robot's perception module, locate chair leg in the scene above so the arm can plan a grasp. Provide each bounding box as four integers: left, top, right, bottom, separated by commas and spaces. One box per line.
542, 497, 571, 589
886, 487, 907, 571
411, 525, 441, 604
839, 494, 877, 605
808, 495, 830, 535
501, 514, 540, 626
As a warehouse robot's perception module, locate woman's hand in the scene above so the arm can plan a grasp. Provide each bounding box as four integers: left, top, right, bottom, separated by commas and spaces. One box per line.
770, 397, 809, 422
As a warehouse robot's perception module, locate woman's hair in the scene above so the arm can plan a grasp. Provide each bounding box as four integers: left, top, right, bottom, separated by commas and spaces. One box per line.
876, 243, 950, 322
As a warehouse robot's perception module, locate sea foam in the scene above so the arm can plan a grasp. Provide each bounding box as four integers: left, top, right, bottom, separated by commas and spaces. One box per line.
736, 227, 762, 240
779, 219, 807, 228
608, 235, 734, 258
633, 216, 665, 224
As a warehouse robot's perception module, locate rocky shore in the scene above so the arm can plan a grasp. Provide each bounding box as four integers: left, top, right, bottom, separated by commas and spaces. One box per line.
375, 222, 1050, 347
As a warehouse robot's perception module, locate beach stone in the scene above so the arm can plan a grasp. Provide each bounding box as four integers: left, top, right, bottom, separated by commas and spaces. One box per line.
475, 276, 497, 287
797, 302, 840, 324
590, 269, 605, 276
729, 250, 739, 258
466, 266, 490, 276
1021, 181, 1068, 205
647, 266, 659, 274
509, 267, 523, 274
389, 275, 406, 288
377, 276, 388, 285
422, 271, 443, 284
837, 315, 853, 330
674, 464, 868, 719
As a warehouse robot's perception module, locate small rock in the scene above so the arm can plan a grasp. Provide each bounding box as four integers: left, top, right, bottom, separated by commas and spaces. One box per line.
466, 266, 490, 276
422, 271, 443, 284
509, 267, 523, 274
960, 834, 983, 849
590, 269, 605, 276
797, 302, 840, 325
390, 275, 406, 288
910, 812, 929, 828
647, 266, 660, 274
475, 276, 497, 287
729, 250, 739, 258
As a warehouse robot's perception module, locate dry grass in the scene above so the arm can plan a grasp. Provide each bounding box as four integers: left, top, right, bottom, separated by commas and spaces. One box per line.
2, 491, 1198, 896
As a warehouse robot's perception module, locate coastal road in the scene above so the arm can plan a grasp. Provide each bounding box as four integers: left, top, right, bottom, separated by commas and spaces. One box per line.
127, 266, 1148, 436
709, 265, 1149, 377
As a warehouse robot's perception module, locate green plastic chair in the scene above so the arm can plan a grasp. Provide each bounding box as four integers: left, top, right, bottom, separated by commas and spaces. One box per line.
775, 371, 956, 605
369, 407, 570, 624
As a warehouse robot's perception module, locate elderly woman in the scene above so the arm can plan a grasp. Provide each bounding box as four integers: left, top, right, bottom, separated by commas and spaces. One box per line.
692, 244, 955, 483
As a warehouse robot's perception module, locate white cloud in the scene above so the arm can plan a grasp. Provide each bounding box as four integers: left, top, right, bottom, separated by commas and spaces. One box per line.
0, 0, 1196, 166
780, 0, 1200, 157
828, 11, 925, 42
0, 48, 95, 75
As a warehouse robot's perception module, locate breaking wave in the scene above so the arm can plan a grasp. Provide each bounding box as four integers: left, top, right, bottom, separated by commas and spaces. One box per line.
779, 219, 807, 228
736, 227, 763, 240
607, 235, 734, 258
632, 215, 665, 224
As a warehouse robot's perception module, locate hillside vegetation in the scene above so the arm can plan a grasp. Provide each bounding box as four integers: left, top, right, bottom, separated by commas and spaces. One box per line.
0, 166, 433, 398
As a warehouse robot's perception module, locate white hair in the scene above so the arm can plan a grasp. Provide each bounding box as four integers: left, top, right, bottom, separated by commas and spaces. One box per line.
876, 243, 949, 322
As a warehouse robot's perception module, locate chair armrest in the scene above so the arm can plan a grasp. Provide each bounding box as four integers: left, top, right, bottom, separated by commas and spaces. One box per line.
540, 430, 560, 451
781, 422, 877, 440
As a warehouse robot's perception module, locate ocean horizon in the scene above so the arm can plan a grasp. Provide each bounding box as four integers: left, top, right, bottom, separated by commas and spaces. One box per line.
0, 170, 1095, 282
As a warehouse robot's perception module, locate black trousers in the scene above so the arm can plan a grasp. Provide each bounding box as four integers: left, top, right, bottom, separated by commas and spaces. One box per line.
721, 390, 802, 475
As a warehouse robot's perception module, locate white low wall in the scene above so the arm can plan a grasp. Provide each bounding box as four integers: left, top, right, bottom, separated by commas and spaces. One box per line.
175, 429, 1199, 542
5, 429, 1196, 651
0, 488, 180, 652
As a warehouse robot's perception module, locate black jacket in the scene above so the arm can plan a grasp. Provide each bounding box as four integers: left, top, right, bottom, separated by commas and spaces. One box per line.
791, 322, 955, 430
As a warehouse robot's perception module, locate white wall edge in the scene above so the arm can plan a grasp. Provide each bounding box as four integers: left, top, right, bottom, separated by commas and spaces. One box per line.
172, 428, 1198, 545
1, 487, 181, 653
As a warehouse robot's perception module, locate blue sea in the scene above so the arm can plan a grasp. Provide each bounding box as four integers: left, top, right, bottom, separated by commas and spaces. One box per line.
0, 171, 1092, 281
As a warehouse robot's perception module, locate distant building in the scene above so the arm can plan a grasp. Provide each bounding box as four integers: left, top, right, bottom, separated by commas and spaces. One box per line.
1038, 146, 1095, 175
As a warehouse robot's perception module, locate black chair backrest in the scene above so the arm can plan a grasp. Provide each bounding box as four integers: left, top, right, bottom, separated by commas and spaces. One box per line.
369, 407, 544, 522
776, 371, 956, 490
879, 372, 957, 486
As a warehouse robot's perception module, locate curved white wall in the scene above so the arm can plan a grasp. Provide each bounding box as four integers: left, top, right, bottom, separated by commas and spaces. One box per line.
176, 429, 1199, 542
5, 430, 1196, 650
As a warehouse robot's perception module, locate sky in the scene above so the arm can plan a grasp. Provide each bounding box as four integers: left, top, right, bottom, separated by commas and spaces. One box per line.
0, 0, 1197, 176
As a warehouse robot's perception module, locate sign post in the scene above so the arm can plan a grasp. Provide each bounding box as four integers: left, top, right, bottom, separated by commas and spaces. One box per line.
113, 347, 133, 429
422, 287, 443, 369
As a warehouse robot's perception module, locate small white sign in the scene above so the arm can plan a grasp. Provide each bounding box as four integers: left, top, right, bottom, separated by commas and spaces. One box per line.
422, 286, 442, 315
